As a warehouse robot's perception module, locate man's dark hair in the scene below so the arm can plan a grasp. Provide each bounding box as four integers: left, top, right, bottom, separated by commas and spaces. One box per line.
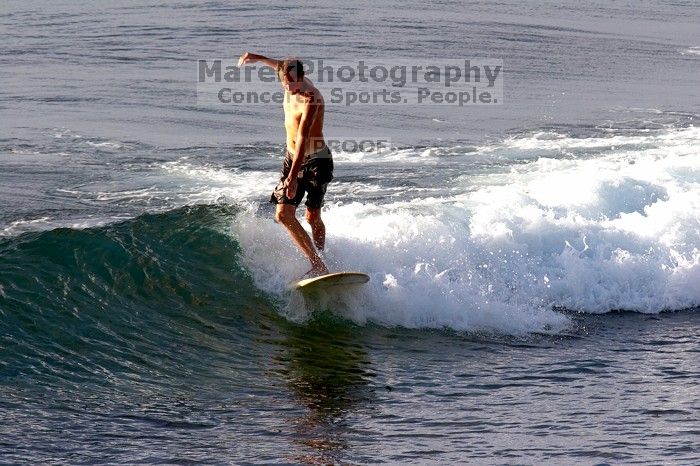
277, 59, 304, 82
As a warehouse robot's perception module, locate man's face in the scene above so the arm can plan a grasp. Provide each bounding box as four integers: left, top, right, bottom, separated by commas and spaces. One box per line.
281, 73, 303, 94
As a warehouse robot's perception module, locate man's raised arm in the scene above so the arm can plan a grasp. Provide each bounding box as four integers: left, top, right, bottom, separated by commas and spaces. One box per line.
238, 52, 280, 70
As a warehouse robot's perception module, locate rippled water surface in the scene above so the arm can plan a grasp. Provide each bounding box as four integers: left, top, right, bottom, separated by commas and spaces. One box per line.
1, 0, 699, 464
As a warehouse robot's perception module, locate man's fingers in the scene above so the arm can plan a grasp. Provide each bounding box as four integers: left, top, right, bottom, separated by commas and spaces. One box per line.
283, 177, 297, 198
285, 182, 297, 199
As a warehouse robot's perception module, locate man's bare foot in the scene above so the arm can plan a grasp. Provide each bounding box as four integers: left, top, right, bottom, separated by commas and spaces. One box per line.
310, 253, 329, 276
315, 263, 330, 274
308, 256, 329, 276
302, 265, 329, 279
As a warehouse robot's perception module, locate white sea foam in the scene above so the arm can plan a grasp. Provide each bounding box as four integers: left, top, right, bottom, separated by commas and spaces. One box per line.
84, 141, 123, 149
680, 46, 700, 56
159, 159, 274, 208
1, 217, 53, 236
51, 128, 130, 150
331, 144, 478, 164
0, 215, 133, 237
233, 126, 700, 334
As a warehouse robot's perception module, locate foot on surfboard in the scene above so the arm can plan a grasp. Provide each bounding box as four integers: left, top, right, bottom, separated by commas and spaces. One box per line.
301, 265, 329, 279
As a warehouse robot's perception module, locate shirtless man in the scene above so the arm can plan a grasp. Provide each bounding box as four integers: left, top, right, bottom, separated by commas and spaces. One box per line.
237, 53, 332, 276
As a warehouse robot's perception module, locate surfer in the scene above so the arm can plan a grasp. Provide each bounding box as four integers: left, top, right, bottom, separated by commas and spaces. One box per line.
237, 53, 332, 276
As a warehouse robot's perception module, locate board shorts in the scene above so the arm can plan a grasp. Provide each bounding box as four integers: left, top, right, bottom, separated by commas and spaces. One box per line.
269, 145, 334, 209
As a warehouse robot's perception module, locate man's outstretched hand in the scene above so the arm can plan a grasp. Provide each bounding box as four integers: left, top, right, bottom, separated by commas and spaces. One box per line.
238, 52, 253, 67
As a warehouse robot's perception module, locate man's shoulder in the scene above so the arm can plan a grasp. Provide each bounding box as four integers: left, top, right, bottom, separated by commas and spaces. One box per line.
306, 87, 324, 107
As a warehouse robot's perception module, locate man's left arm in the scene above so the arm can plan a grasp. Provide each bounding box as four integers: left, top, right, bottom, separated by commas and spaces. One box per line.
284, 103, 318, 199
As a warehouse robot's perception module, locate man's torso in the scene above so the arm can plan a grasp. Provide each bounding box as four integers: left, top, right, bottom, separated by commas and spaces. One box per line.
284, 82, 325, 157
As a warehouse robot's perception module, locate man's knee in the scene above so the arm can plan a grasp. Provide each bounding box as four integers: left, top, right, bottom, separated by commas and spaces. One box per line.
305, 208, 322, 225
275, 206, 295, 224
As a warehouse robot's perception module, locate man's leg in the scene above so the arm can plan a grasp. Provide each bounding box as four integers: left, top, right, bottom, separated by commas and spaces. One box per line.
305, 207, 326, 251
275, 203, 328, 274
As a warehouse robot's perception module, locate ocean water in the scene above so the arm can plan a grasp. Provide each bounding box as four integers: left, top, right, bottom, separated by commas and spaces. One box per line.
1, 0, 699, 464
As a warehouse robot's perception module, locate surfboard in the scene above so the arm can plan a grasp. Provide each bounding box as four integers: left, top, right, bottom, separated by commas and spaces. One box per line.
290, 271, 370, 291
